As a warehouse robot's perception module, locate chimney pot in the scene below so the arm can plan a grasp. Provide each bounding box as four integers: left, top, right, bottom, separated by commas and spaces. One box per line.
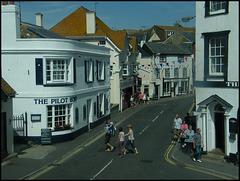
35, 12, 43, 27
10, 1, 14, 5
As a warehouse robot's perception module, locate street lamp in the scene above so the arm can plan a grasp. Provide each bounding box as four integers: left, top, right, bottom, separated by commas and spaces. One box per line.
182, 16, 196, 22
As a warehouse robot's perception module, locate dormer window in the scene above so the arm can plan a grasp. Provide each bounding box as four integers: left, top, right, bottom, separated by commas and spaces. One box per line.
99, 40, 106, 46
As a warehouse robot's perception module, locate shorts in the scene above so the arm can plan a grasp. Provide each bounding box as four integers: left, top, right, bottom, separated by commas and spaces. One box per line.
174, 128, 181, 135
105, 134, 111, 144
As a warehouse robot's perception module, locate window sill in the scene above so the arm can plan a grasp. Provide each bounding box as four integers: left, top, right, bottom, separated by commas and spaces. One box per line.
44, 83, 74, 87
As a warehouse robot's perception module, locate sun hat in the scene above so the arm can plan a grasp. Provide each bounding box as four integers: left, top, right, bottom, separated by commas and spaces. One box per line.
127, 124, 132, 128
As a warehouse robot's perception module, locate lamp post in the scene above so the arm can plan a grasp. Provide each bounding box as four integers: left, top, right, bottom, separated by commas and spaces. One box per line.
181, 16, 196, 22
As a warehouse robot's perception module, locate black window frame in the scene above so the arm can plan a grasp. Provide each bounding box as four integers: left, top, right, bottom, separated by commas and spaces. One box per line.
202, 30, 230, 82
205, 1, 229, 17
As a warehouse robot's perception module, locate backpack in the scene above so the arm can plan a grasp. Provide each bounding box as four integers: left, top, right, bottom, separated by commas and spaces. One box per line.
109, 122, 116, 137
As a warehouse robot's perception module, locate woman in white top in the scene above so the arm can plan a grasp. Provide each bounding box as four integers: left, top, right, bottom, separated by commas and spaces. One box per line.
116, 127, 125, 158
124, 124, 139, 155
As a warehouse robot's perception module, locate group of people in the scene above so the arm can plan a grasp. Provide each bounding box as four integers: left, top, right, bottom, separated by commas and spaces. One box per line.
130, 91, 150, 107
172, 113, 204, 163
104, 121, 139, 158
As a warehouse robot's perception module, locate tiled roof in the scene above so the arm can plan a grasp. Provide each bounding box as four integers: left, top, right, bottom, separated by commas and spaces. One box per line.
143, 42, 192, 55
50, 6, 131, 51
20, 22, 66, 39
1, 78, 16, 97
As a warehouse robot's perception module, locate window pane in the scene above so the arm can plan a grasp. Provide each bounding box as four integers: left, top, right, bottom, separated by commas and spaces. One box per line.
211, 48, 215, 56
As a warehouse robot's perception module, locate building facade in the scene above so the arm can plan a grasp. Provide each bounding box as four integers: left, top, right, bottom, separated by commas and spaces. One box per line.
1, 3, 111, 144
50, 7, 138, 112
195, 1, 239, 157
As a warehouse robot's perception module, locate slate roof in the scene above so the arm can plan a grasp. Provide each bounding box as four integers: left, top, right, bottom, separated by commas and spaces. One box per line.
1, 78, 16, 97
182, 32, 195, 43
20, 22, 67, 39
143, 42, 192, 55
50, 6, 136, 52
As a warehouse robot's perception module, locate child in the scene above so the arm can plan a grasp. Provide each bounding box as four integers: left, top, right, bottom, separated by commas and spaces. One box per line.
116, 127, 125, 158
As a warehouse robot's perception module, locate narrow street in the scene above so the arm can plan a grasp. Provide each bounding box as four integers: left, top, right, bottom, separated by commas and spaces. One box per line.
24, 95, 221, 180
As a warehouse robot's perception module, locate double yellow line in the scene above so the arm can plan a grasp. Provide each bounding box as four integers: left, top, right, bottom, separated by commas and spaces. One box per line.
164, 135, 177, 165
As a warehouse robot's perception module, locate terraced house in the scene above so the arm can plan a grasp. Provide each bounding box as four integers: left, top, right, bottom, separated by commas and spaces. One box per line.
50, 6, 138, 112
1, 2, 111, 145
131, 23, 195, 99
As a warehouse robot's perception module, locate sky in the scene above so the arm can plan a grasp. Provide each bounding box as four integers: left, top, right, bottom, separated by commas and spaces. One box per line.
18, 1, 196, 30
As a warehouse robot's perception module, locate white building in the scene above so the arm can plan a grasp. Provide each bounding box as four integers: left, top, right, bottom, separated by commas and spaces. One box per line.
1, 3, 111, 144
50, 7, 138, 112
195, 1, 239, 158
140, 42, 193, 99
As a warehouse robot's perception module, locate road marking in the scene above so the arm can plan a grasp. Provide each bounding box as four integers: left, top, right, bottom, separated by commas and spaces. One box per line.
24, 132, 106, 180
152, 115, 159, 122
90, 159, 113, 180
160, 110, 164, 114
164, 139, 176, 165
139, 125, 149, 135
185, 166, 232, 180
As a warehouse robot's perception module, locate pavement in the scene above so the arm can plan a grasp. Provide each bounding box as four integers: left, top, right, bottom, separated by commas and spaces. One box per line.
171, 140, 239, 180
1, 94, 239, 180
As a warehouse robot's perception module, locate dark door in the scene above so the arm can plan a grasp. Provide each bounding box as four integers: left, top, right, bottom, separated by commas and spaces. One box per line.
1, 112, 8, 160
215, 112, 225, 150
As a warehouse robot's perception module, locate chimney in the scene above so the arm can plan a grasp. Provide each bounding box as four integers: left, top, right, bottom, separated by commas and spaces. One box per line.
10, 1, 14, 4
86, 11, 96, 34
1, 2, 20, 48
2, 1, 8, 5
174, 22, 182, 36
35, 12, 43, 27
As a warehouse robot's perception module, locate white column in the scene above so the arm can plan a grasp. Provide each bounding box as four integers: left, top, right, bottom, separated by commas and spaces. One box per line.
201, 107, 207, 152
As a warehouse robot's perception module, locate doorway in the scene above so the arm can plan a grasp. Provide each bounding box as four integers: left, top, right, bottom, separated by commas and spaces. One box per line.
214, 104, 225, 152
87, 99, 92, 131
1, 112, 8, 160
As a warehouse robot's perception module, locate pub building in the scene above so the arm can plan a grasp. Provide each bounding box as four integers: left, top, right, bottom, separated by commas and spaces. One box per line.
1, 2, 111, 144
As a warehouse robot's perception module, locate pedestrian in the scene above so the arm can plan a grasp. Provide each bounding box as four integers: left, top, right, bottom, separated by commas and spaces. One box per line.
172, 114, 182, 143
183, 125, 195, 154
138, 92, 143, 104
104, 121, 114, 152
180, 120, 188, 147
130, 95, 134, 107
184, 113, 193, 128
146, 93, 150, 104
142, 92, 147, 104
192, 128, 204, 162
124, 124, 139, 155
116, 127, 125, 158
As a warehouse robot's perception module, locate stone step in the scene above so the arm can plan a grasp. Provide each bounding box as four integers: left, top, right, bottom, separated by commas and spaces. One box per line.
202, 152, 226, 163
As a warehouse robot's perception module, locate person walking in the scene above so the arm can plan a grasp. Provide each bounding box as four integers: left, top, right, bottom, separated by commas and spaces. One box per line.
139, 92, 143, 104
192, 128, 204, 162
142, 92, 147, 104
104, 121, 114, 152
116, 127, 125, 158
172, 114, 182, 143
124, 124, 139, 155
183, 125, 195, 154
180, 120, 188, 147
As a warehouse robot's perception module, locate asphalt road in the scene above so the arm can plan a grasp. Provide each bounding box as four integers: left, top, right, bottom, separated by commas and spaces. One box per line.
31, 95, 221, 180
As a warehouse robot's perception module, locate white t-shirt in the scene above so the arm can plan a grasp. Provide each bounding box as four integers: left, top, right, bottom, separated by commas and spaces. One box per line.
120, 131, 125, 142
